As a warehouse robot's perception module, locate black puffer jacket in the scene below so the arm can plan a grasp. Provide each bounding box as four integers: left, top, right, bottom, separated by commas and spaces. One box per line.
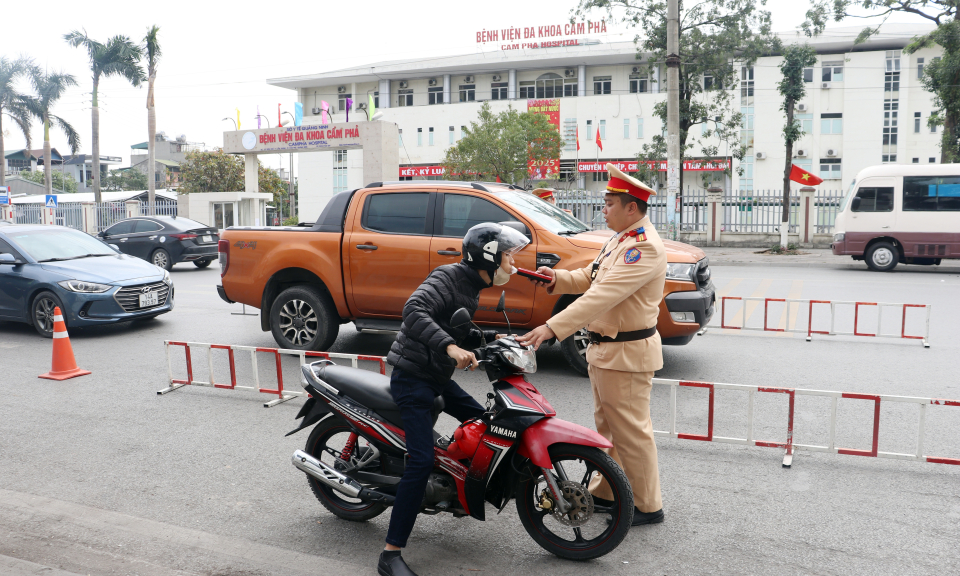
387, 262, 498, 390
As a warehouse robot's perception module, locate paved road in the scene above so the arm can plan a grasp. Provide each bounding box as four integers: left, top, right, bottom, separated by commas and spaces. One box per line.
0, 262, 958, 575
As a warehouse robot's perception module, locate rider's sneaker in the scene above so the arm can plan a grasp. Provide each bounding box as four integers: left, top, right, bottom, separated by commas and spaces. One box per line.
378, 550, 418, 576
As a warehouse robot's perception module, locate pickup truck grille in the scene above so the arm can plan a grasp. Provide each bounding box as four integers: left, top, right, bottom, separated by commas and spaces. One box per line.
114, 282, 169, 312
696, 258, 711, 288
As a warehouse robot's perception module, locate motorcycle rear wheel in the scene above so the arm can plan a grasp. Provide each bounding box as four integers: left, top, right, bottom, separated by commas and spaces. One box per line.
516, 443, 634, 560
304, 416, 388, 522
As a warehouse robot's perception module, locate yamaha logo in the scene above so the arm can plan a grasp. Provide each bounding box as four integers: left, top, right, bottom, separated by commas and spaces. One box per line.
489, 425, 516, 439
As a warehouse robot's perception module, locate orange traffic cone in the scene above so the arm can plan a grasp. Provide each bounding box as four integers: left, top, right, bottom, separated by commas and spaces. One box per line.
39, 307, 91, 381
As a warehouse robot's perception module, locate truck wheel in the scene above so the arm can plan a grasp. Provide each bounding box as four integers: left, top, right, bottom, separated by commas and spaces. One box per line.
560, 328, 590, 377
270, 286, 339, 351
866, 242, 898, 272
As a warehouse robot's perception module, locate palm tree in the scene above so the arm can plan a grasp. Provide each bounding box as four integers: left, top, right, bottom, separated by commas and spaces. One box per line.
143, 25, 161, 214
64, 30, 145, 203
0, 56, 35, 187
24, 69, 80, 195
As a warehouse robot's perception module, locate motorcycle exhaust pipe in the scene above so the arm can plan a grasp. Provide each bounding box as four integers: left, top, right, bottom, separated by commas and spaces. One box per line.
291, 450, 395, 505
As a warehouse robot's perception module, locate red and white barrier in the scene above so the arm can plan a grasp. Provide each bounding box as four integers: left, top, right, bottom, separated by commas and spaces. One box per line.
653, 378, 959, 468
718, 297, 931, 347
160, 341, 387, 407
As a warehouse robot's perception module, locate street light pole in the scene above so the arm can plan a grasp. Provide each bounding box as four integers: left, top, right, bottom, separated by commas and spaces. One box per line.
666, 0, 681, 241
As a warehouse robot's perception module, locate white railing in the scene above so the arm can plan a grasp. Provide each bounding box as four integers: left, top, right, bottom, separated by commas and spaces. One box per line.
93, 202, 125, 232
139, 201, 178, 217
14, 204, 44, 224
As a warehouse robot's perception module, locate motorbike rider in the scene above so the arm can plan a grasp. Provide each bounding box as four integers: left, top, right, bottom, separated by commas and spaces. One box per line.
379, 222, 529, 576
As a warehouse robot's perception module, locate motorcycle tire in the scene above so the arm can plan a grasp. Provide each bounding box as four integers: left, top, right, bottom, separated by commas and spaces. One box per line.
304, 416, 387, 522
516, 443, 634, 561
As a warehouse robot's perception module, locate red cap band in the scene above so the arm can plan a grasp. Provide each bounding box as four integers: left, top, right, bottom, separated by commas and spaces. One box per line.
607, 176, 652, 202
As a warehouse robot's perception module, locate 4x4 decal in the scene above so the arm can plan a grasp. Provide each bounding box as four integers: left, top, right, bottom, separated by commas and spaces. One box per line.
233, 241, 257, 250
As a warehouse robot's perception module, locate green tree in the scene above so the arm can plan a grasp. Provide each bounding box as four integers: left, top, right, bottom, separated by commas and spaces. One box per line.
64, 30, 145, 203
102, 168, 148, 191
24, 69, 80, 196
441, 102, 564, 185
575, 0, 776, 195
179, 149, 288, 206
0, 56, 35, 187
18, 169, 78, 193
777, 44, 818, 247
143, 25, 161, 213
802, 2, 959, 162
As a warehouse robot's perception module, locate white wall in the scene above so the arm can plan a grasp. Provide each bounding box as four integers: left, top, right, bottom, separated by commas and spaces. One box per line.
298, 150, 333, 223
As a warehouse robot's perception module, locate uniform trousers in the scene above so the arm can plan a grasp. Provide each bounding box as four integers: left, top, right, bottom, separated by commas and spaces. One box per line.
586, 364, 663, 513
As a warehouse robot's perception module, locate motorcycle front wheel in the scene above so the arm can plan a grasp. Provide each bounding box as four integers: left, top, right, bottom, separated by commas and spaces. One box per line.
304, 416, 387, 522
516, 443, 634, 560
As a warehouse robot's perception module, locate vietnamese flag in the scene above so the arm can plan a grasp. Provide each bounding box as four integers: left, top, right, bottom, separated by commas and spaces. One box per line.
595, 127, 603, 151
789, 163, 823, 186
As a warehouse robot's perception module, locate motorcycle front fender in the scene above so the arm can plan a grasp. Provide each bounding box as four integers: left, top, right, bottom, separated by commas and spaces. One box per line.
516, 417, 613, 469
284, 397, 333, 437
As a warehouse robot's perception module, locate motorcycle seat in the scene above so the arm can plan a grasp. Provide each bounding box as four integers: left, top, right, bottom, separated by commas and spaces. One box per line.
314, 364, 444, 428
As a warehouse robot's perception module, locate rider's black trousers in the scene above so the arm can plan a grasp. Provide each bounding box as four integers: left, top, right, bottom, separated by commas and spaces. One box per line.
385, 368, 484, 548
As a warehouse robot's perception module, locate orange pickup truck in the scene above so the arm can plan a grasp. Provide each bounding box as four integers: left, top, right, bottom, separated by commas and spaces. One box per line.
217, 181, 715, 375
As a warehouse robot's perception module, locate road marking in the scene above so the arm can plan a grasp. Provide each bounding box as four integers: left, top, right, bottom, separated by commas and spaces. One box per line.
715, 278, 743, 298
739, 278, 773, 328
0, 554, 81, 576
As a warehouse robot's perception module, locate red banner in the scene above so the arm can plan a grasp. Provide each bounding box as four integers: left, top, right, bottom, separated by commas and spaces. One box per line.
400, 166, 446, 177
576, 159, 731, 173
527, 99, 561, 178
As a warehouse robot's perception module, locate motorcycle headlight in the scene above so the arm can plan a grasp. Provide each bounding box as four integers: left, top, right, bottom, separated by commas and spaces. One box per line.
58, 280, 112, 293
501, 347, 537, 374
666, 263, 697, 282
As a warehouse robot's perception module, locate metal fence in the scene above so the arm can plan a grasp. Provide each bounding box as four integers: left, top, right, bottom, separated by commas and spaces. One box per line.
14, 204, 43, 224
140, 200, 178, 217
54, 203, 84, 230
722, 190, 800, 234
93, 202, 125, 232
555, 187, 710, 232
814, 189, 845, 234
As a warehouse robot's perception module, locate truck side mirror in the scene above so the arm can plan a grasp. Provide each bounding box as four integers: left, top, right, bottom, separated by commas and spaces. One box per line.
495, 291, 505, 313
851, 196, 861, 211
451, 308, 473, 328
499, 221, 530, 237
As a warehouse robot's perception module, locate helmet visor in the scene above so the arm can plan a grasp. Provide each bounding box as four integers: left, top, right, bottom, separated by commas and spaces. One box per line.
498, 225, 530, 257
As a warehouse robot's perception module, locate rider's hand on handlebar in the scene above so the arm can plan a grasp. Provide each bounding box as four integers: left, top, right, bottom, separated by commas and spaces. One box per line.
447, 344, 479, 371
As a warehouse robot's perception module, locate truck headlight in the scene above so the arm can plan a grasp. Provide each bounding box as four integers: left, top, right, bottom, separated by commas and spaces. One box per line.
833, 233, 845, 242
501, 348, 537, 374
666, 263, 697, 282
58, 280, 112, 293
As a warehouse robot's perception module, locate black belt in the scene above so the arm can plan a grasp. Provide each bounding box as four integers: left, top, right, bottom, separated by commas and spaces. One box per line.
587, 327, 657, 344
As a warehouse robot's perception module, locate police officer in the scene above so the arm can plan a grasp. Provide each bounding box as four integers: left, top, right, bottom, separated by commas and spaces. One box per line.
517, 163, 666, 525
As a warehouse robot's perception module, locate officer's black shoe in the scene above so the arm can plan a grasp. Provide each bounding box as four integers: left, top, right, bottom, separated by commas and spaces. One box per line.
378, 550, 418, 576
631, 507, 664, 526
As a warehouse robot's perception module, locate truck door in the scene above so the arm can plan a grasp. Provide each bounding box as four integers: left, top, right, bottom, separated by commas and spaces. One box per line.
430, 192, 535, 325
345, 191, 435, 317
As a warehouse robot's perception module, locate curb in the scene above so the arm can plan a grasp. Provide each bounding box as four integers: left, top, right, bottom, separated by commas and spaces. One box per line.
709, 260, 960, 271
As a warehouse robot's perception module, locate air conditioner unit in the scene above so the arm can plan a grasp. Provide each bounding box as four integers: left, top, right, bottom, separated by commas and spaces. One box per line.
565, 69, 576, 77
826, 148, 838, 157
464, 75, 475, 83
311, 107, 321, 115
755, 151, 766, 160
631, 66, 641, 74
821, 82, 831, 90
428, 78, 437, 86
398, 81, 409, 89
492, 74, 501, 82
796, 148, 808, 157
337, 86, 346, 93
797, 103, 808, 112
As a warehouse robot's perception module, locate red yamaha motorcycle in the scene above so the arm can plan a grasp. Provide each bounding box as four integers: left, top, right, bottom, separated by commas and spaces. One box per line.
287, 303, 634, 560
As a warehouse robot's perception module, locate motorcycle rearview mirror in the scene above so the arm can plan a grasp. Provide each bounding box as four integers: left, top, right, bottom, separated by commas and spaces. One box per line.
451, 308, 473, 328
496, 291, 511, 335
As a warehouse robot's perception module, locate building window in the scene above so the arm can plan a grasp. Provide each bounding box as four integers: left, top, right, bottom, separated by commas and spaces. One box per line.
912, 158, 919, 163
593, 76, 611, 95
398, 129, 403, 147
449, 126, 455, 144
917, 57, 924, 79
796, 113, 813, 134
821, 113, 842, 134
803, 67, 813, 82
398, 89, 413, 107
417, 128, 422, 146
883, 101, 898, 150
637, 117, 643, 138
819, 158, 841, 180
428, 87, 443, 105
931, 117, 937, 133
428, 127, 434, 146
461, 125, 467, 139
519, 81, 535, 99
741, 66, 754, 106
535, 73, 567, 98
886, 50, 901, 72
599, 119, 605, 140
491, 82, 508, 100
882, 154, 897, 163
930, 157, 937, 163
564, 81, 577, 97
333, 149, 348, 193
592, 172, 610, 182
822, 61, 843, 82
629, 74, 649, 93
623, 118, 630, 139
915, 111, 922, 133
373, 91, 379, 108
703, 73, 720, 90
459, 84, 476, 102
563, 118, 578, 151
586, 119, 592, 140
338, 93, 352, 113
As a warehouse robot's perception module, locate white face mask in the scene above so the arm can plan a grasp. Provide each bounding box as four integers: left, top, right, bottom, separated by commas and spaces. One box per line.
492, 265, 516, 286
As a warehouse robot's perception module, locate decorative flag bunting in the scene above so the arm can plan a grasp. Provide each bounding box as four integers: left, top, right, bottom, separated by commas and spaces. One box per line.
576, 126, 580, 152
595, 127, 603, 152
294, 102, 303, 126
257, 105, 261, 129
345, 98, 353, 122
235, 108, 241, 129
278, 103, 282, 127
321, 101, 329, 124
368, 93, 376, 121
789, 163, 824, 186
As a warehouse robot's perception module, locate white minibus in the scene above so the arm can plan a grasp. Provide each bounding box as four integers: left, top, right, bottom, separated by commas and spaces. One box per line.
832, 164, 960, 271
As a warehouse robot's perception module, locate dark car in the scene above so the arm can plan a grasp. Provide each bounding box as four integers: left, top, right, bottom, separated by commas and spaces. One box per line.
0, 224, 174, 337
98, 216, 219, 271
